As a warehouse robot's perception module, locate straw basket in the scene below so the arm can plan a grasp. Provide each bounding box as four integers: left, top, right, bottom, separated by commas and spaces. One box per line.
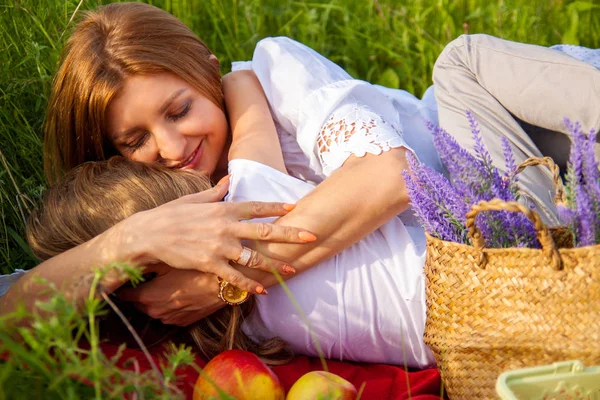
423, 158, 600, 399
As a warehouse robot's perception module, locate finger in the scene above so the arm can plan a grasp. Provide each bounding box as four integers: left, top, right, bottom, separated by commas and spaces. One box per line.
229, 201, 296, 220
230, 246, 295, 275
233, 222, 317, 243
171, 179, 230, 205
216, 261, 266, 295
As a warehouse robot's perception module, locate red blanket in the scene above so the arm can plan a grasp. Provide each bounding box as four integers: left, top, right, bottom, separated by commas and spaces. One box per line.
101, 344, 442, 399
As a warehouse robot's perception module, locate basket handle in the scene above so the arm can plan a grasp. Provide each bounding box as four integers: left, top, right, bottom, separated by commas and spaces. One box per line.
516, 157, 566, 206
466, 199, 563, 270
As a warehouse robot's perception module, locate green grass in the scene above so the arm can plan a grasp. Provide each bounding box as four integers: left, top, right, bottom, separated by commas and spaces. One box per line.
1, 0, 599, 273
0, 264, 198, 399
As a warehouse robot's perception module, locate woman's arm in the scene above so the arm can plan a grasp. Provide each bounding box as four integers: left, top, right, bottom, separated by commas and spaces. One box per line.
0, 184, 314, 319
222, 69, 410, 286
0, 217, 139, 320
223, 70, 287, 173
238, 149, 410, 287
116, 155, 408, 325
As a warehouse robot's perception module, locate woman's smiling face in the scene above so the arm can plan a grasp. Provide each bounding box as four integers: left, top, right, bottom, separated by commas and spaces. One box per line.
107, 72, 229, 176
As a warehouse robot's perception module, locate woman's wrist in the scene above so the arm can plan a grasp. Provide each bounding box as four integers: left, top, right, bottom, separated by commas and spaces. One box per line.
101, 214, 151, 270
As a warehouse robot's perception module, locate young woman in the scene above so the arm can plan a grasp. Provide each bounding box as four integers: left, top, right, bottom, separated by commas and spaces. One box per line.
2, 1, 599, 329
0, 2, 420, 325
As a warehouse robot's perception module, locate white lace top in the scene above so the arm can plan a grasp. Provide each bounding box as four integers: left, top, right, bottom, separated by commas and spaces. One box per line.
231, 37, 445, 185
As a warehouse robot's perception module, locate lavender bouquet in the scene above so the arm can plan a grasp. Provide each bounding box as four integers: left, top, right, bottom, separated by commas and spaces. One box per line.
557, 119, 600, 247
405, 112, 600, 249
404, 111, 538, 249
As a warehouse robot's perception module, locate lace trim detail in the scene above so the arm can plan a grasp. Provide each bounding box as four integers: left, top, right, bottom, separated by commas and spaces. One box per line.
316, 105, 406, 175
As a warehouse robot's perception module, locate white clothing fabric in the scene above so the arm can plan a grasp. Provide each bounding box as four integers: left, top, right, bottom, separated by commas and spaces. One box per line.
232, 36, 445, 229
551, 44, 600, 69
231, 37, 445, 184
226, 159, 435, 368
0, 269, 26, 298
227, 38, 445, 367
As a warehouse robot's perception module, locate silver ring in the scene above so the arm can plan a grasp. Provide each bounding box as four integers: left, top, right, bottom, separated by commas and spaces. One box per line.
235, 247, 252, 266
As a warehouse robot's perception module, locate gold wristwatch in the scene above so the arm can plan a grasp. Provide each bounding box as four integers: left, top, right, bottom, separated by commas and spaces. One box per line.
217, 277, 250, 306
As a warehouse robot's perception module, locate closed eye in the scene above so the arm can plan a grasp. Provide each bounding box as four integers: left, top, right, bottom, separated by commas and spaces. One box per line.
124, 131, 150, 153
167, 101, 191, 122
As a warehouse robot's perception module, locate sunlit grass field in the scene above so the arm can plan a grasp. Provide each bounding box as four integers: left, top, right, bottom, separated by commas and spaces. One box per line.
1, 0, 599, 273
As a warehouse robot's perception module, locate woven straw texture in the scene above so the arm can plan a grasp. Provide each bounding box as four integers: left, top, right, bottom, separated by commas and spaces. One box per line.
423, 200, 600, 399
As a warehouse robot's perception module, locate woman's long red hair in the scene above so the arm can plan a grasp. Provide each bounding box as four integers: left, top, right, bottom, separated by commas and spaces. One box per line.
44, 2, 224, 184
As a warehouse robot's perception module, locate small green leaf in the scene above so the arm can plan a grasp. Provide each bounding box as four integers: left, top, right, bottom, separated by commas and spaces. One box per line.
568, 1, 599, 13
7, 226, 37, 261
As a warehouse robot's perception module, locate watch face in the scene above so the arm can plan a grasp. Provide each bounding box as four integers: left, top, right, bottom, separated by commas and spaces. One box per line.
222, 283, 249, 305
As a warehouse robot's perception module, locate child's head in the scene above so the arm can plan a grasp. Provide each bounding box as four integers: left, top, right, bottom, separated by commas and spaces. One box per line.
45, 2, 225, 184
27, 157, 290, 364
27, 156, 212, 261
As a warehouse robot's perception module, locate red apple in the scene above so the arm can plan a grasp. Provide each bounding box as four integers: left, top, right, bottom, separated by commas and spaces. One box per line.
286, 371, 357, 400
193, 349, 284, 400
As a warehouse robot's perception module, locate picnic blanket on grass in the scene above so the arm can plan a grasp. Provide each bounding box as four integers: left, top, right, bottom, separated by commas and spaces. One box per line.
100, 343, 442, 400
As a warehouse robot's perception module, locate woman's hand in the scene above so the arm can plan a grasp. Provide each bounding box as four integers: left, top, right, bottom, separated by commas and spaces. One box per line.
118, 265, 222, 326
119, 178, 315, 295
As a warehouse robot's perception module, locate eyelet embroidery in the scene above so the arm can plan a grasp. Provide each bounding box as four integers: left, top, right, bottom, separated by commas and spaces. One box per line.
316, 104, 406, 175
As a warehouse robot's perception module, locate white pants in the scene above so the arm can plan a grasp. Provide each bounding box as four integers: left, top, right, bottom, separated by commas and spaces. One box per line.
433, 34, 600, 224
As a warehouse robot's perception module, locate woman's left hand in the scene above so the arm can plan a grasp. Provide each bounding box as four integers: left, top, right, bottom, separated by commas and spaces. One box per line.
117, 264, 224, 326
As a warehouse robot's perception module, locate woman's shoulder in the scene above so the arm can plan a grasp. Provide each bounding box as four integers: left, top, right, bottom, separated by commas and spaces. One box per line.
249, 36, 353, 84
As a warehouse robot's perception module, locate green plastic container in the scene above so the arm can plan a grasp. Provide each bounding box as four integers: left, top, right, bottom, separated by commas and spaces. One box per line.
496, 360, 600, 399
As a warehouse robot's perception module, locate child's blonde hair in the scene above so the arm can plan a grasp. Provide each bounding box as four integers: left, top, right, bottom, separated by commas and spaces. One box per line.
27, 157, 291, 365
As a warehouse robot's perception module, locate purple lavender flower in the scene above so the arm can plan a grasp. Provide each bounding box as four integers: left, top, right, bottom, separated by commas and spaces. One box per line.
575, 184, 596, 246
427, 121, 483, 189
565, 118, 585, 188
403, 152, 469, 243
584, 129, 599, 187
558, 119, 600, 247
557, 205, 576, 226
467, 110, 495, 170
584, 129, 600, 243
415, 115, 599, 248
411, 113, 600, 248
403, 154, 447, 238
501, 136, 519, 191
464, 111, 540, 248
494, 136, 541, 247
412, 114, 539, 248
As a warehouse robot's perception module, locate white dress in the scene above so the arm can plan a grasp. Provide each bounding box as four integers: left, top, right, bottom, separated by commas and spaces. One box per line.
226, 158, 436, 368
228, 37, 442, 368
